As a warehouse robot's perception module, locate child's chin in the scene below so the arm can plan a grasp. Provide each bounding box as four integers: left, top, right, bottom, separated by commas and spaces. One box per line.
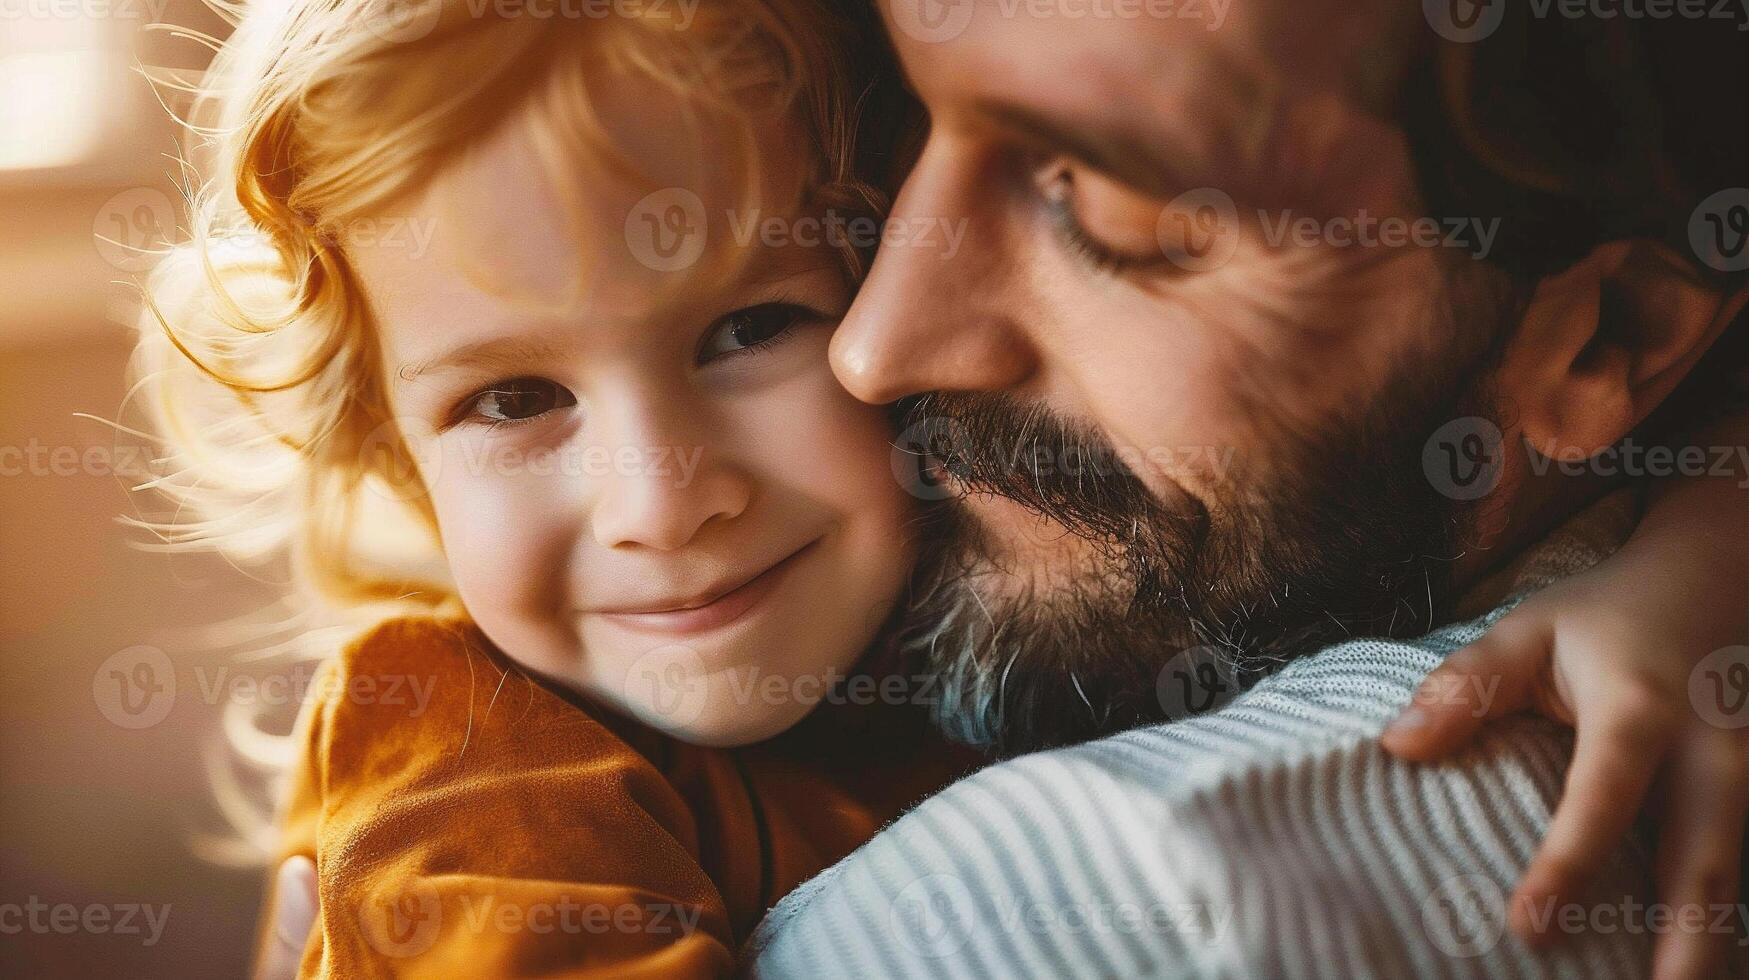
653, 700, 818, 749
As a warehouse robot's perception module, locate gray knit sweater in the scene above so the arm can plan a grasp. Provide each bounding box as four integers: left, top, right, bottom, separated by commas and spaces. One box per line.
745, 493, 1729, 978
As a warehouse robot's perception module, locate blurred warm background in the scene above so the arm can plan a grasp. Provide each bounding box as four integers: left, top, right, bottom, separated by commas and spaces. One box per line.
0, 5, 282, 975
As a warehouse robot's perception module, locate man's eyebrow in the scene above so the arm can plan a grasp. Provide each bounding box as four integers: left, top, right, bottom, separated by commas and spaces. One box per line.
396, 334, 575, 385
971, 101, 1193, 199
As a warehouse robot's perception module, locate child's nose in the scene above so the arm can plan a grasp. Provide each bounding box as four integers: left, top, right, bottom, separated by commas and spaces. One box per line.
589, 446, 751, 552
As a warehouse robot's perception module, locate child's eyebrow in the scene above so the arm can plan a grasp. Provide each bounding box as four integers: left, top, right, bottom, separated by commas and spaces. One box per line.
397, 335, 574, 385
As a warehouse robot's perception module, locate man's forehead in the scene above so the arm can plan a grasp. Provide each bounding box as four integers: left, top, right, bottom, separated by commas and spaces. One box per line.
880, 0, 1423, 122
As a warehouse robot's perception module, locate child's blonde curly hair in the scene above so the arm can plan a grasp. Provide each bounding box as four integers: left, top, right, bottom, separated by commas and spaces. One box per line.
132, 0, 896, 858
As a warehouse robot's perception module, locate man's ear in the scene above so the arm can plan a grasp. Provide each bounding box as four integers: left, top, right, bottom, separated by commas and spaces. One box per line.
1502, 239, 1730, 462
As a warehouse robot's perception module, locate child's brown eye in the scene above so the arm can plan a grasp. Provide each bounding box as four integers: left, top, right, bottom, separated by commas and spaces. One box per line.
467, 377, 576, 425
697, 302, 813, 363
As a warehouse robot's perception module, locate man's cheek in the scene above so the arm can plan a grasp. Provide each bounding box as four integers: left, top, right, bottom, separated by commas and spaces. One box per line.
1239, 248, 1444, 422
1054, 288, 1240, 479
1082, 393, 1239, 515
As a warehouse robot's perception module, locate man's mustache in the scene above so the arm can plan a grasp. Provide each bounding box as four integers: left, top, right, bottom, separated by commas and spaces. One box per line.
896, 391, 1203, 607
898, 392, 1148, 530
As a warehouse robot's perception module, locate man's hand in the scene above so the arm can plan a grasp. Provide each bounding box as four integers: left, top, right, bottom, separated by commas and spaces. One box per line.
253, 856, 319, 980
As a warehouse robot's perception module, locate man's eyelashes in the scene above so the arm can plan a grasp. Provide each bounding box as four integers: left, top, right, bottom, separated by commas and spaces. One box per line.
1040, 167, 1166, 275
1046, 190, 1150, 275
1035, 161, 1244, 279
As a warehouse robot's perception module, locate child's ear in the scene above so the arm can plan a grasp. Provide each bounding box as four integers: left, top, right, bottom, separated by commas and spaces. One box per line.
1502, 239, 1731, 463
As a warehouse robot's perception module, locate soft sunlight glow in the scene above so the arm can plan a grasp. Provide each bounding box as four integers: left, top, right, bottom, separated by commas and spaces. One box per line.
0, 48, 110, 172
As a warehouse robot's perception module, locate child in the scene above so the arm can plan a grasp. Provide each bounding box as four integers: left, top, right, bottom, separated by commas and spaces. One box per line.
140, 0, 975, 974
135, 1, 1749, 978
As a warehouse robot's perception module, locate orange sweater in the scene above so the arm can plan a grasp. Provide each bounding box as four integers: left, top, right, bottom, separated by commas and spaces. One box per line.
263, 615, 977, 978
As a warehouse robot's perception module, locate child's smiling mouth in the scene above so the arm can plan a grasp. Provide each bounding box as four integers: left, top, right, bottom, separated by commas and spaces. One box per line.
589, 539, 822, 637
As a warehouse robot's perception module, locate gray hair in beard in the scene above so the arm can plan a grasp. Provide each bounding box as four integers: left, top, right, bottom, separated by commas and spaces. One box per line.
894, 309, 1511, 758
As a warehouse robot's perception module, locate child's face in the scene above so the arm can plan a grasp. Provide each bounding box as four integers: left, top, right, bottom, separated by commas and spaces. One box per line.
351, 83, 915, 747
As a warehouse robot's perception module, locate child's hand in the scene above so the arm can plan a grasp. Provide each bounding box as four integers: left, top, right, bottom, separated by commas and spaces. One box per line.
255, 856, 317, 980
1382, 547, 1749, 980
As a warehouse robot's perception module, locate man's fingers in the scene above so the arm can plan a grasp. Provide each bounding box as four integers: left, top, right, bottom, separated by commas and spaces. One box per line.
1382, 623, 1548, 761
253, 855, 318, 980
1649, 735, 1749, 980
1510, 699, 1674, 942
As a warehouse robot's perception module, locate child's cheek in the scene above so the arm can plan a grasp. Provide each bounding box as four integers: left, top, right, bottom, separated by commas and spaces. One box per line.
786, 369, 913, 523
711, 333, 888, 492
724, 358, 917, 600
426, 436, 584, 678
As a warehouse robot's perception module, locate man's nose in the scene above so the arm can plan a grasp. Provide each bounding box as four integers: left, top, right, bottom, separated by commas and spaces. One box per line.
588, 407, 751, 552
830, 138, 1036, 404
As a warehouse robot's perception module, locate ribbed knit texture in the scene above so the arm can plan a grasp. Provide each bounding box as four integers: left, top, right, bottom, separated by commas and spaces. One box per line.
746, 493, 1727, 978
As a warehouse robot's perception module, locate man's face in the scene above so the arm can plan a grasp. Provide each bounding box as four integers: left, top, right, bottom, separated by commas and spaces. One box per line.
841, 0, 1517, 753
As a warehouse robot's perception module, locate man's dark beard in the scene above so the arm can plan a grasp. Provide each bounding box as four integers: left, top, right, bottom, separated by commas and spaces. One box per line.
896, 334, 1504, 758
